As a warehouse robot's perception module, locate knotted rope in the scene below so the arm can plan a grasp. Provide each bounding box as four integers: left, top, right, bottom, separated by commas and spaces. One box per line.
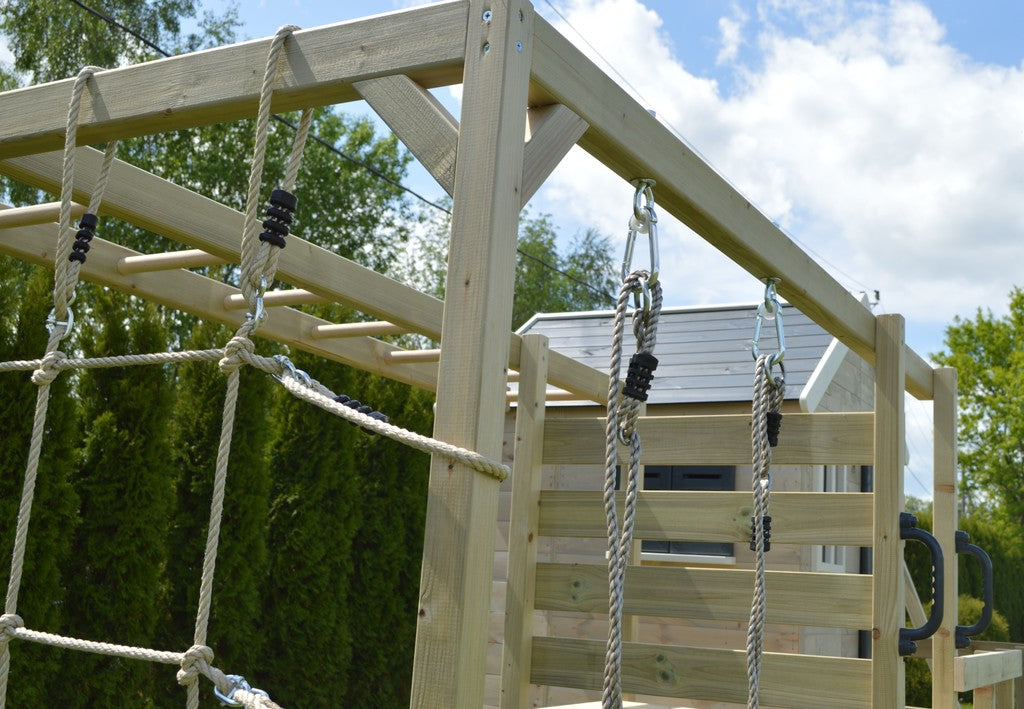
601, 271, 662, 708
746, 353, 784, 709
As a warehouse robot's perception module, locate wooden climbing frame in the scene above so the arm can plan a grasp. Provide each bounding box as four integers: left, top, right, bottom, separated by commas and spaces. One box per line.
0, 1, 1020, 706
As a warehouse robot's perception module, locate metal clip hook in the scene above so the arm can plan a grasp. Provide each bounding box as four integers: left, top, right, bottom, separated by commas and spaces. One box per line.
272, 354, 312, 388
752, 278, 785, 367
621, 179, 659, 286
245, 276, 269, 331
213, 674, 270, 707
45, 307, 75, 340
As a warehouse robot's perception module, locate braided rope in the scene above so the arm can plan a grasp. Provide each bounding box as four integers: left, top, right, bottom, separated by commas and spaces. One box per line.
602, 271, 662, 708
0, 348, 225, 374
746, 354, 784, 709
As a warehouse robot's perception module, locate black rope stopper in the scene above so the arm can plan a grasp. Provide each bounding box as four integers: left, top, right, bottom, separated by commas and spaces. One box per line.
766, 411, 782, 447
258, 189, 297, 249
622, 351, 658, 401
333, 394, 389, 435
750, 515, 772, 552
68, 213, 98, 264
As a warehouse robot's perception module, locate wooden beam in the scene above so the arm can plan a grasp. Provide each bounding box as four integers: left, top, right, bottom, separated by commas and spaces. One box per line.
529, 15, 934, 400
117, 248, 227, 274
409, 2, 533, 706
541, 412, 875, 466
0, 148, 607, 403
500, 334, 549, 709
521, 103, 588, 206
223, 289, 328, 310
932, 366, 959, 709
311, 321, 407, 338
955, 651, 1024, 692
355, 74, 460, 196
0, 201, 85, 228
0, 2, 469, 159
537, 490, 873, 546
535, 562, 873, 629
872, 313, 906, 707
0, 220, 439, 391
530, 637, 871, 708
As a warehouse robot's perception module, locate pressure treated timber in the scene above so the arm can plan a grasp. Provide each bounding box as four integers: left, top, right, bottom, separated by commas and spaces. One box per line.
537, 491, 873, 546
530, 637, 872, 708
0, 2, 469, 159
500, 334, 549, 709
0, 219, 440, 391
0, 201, 85, 228
521, 103, 589, 206
385, 348, 441, 363
534, 562, 872, 629
541, 412, 874, 466
117, 249, 227, 274
409, 2, 533, 705
932, 367, 958, 708
872, 314, 906, 707
955, 651, 1024, 692
223, 289, 328, 310
0, 148, 607, 403
311, 321, 407, 338
355, 74, 459, 195
528, 14, 934, 400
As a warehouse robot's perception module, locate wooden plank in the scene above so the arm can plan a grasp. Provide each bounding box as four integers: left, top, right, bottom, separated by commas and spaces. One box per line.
542, 412, 874, 466
355, 74, 459, 195
0, 148, 607, 404
528, 15, 934, 401
974, 642, 1024, 709
537, 491, 873, 546
0, 201, 84, 228
534, 562, 872, 629
500, 334, 549, 709
932, 367, 958, 708
530, 637, 871, 708
409, 2, 533, 706
0, 2, 469, 159
117, 248, 227, 273
0, 221, 440, 391
955, 651, 1024, 692
521, 103, 588, 206
872, 314, 906, 707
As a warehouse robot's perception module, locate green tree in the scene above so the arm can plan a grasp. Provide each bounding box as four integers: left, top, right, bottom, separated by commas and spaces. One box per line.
0, 262, 80, 707
933, 287, 1024, 524
58, 289, 176, 706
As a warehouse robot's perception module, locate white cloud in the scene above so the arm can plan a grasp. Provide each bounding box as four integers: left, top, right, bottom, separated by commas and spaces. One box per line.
717, 9, 747, 65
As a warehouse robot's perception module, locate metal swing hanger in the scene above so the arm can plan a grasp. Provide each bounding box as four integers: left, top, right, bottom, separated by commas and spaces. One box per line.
752, 277, 786, 369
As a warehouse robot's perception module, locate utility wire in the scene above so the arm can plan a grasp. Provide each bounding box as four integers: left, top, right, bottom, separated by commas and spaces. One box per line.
66, 0, 614, 305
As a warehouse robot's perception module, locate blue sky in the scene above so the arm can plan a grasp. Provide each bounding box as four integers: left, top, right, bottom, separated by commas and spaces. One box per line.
10, 0, 1023, 497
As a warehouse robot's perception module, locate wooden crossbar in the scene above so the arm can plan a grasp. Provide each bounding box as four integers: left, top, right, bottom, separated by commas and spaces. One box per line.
0, 201, 85, 228
117, 249, 227, 273
537, 490, 873, 546
535, 562, 872, 629
955, 650, 1024, 692
542, 412, 875, 466
223, 289, 329, 310
530, 637, 872, 708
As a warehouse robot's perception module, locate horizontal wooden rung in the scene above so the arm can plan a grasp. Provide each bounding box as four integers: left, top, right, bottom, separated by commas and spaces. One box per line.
538, 490, 873, 546
955, 649, 1023, 692
117, 248, 228, 274
312, 321, 408, 338
530, 636, 871, 708
543, 412, 874, 466
384, 348, 440, 363
534, 562, 872, 629
0, 201, 85, 228
223, 289, 329, 310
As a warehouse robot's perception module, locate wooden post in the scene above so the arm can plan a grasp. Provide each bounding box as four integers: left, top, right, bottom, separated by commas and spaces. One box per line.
409, 2, 534, 707
500, 334, 549, 708
932, 367, 958, 708
872, 314, 906, 707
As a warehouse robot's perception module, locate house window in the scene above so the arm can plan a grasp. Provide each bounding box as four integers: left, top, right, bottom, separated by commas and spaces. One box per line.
814, 465, 847, 572
634, 465, 736, 563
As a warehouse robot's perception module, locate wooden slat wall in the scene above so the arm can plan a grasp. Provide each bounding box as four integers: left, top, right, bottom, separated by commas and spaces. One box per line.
538, 490, 873, 546
530, 637, 872, 708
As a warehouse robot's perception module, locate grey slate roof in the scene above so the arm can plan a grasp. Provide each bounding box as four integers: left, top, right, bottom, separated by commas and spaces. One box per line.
517, 303, 835, 404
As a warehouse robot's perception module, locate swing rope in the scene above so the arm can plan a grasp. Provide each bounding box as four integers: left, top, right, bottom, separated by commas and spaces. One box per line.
746, 280, 785, 709
602, 181, 662, 709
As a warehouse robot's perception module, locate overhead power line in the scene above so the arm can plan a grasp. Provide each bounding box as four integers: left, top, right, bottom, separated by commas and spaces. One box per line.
63, 0, 615, 305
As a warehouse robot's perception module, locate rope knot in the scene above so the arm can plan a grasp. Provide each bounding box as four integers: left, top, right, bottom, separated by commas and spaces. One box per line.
176, 644, 215, 686
219, 335, 256, 374
31, 350, 67, 386
0, 614, 24, 640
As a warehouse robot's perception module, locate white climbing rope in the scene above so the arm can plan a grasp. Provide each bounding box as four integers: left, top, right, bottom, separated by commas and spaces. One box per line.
602, 180, 662, 709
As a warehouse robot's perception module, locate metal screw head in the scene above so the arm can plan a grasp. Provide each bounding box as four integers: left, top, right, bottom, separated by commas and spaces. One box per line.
483, 42, 491, 54
516, 40, 523, 52
482, 9, 493, 22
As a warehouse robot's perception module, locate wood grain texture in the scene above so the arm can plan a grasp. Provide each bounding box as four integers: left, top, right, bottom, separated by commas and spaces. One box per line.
955, 651, 1024, 692
932, 367, 959, 708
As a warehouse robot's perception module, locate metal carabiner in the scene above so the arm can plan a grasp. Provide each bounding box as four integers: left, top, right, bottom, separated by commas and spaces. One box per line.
621, 179, 659, 286
752, 278, 785, 367
45, 307, 75, 340
213, 675, 269, 707
272, 354, 312, 388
